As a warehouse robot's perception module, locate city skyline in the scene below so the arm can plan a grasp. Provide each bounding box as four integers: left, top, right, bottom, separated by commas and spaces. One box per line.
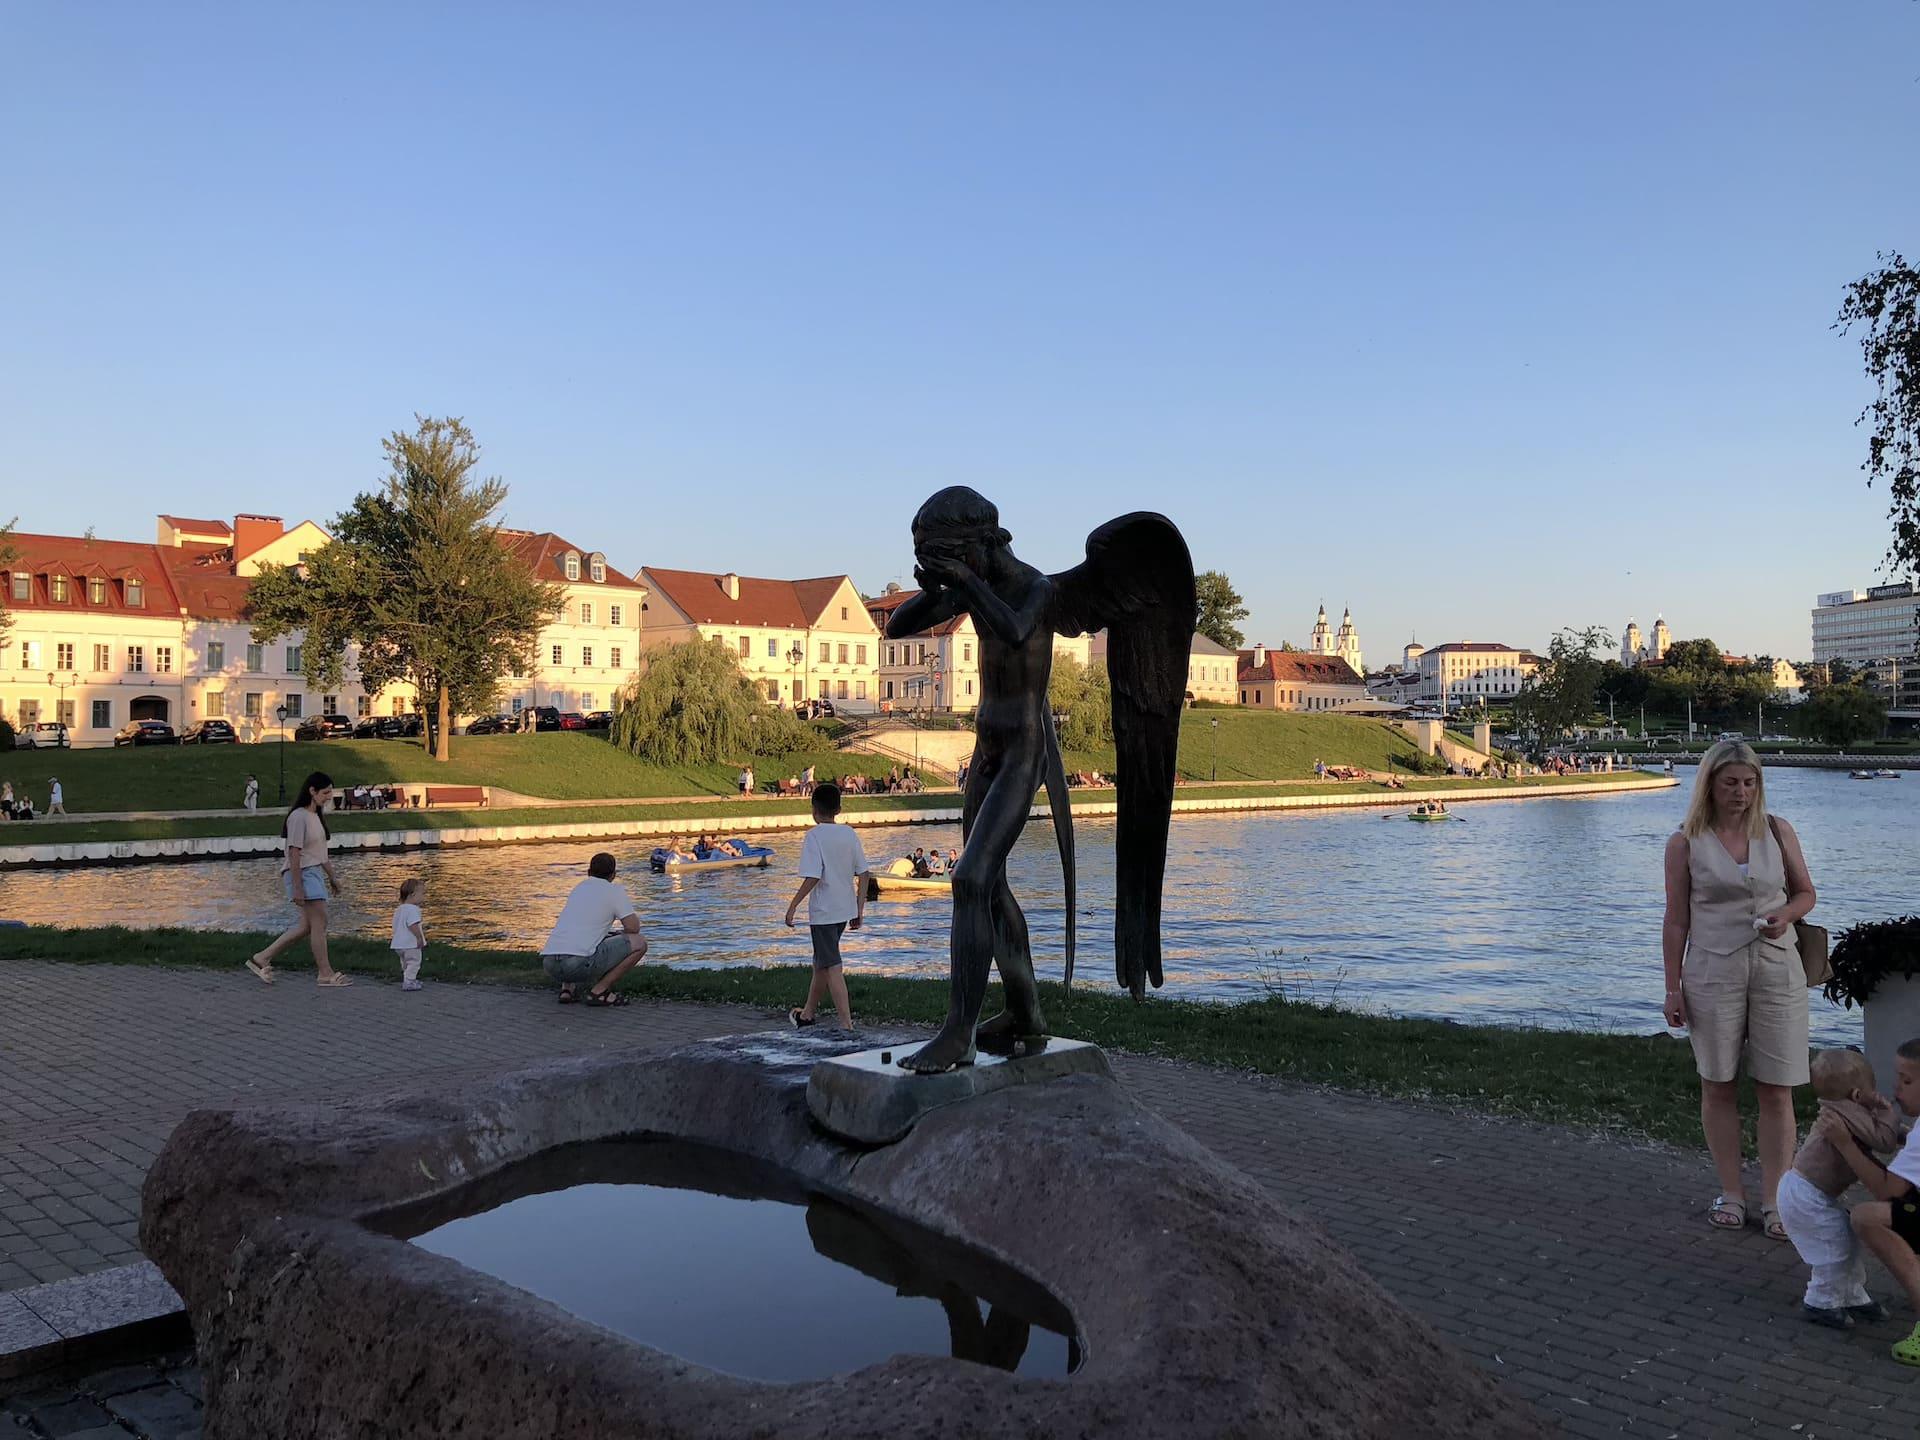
3, 3, 1917, 661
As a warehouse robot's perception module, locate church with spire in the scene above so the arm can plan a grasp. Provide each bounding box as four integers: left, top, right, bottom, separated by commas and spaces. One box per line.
1308, 603, 1363, 676
1621, 615, 1671, 667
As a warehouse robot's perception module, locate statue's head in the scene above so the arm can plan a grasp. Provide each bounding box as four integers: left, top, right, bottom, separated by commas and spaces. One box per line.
912, 486, 1012, 573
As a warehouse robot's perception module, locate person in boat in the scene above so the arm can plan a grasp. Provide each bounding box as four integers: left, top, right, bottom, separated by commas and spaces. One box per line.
713, 837, 745, 858
910, 846, 932, 877
693, 834, 716, 860
924, 849, 949, 876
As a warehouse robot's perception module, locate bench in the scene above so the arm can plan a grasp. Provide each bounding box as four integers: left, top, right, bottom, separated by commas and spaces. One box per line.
423, 785, 489, 809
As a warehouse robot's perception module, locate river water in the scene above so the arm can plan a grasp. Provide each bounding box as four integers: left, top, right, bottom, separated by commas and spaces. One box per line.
4, 768, 1912, 1040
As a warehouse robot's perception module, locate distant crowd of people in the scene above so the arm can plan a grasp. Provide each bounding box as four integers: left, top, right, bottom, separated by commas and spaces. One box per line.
0, 777, 62, 821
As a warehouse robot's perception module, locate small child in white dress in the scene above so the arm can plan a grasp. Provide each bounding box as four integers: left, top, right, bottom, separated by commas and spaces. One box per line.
390, 878, 427, 992
1776, 1048, 1905, 1327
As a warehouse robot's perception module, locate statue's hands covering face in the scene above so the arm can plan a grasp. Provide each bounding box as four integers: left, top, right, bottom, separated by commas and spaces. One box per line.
914, 539, 974, 592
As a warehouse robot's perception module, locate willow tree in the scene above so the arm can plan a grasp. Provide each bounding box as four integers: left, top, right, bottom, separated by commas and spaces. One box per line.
1838, 254, 1920, 577
248, 417, 561, 761
612, 638, 813, 765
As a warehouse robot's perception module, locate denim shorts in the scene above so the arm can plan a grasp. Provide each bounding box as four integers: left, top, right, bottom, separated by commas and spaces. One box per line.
283, 865, 328, 905
542, 933, 633, 985
810, 921, 847, 971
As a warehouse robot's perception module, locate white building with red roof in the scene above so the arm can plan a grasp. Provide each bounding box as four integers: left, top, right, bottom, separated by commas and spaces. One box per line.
867, 587, 1093, 714
498, 532, 647, 717
640, 567, 879, 711
1234, 645, 1370, 711
1411, 641, 1541, 709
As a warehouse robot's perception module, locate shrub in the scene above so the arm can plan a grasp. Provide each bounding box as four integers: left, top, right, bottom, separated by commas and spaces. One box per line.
1823, 915, 1920, 1010
0, 718, 14, 751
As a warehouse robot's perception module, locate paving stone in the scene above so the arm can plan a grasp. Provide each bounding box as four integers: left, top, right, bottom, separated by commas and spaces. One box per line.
76, 1363, 164, 1398
26, 1397, 111, 1436
104, 1384, 200, 1437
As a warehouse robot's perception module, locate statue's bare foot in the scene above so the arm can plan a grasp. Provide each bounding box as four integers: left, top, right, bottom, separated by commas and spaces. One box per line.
975, 1010, 1048, 1057
898, 1025, 977, 1073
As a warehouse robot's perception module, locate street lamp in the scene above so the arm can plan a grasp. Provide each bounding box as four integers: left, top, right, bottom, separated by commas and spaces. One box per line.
786, 642, 806, 711
275, 704, 288, 803
45, 671, 78, 738
1211, 715, 1219, 782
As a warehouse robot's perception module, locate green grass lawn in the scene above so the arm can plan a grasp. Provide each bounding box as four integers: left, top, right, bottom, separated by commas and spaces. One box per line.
0, 923, 1786, 1148
1, 771, 1658, 846
1066, 711, 1429, 782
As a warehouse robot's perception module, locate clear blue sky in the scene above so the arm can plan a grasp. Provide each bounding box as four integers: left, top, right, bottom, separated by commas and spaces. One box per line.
3, 2, 1915, 662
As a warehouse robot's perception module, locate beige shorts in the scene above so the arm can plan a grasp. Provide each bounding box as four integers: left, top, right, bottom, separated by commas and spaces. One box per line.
1682, 938, 1810, 1086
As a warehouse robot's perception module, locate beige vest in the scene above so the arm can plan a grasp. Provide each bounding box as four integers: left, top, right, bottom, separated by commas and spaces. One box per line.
1685, 826, 1791, 957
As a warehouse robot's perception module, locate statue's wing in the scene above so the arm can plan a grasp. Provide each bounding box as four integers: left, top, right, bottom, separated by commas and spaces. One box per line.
1048, 513, 1197, 998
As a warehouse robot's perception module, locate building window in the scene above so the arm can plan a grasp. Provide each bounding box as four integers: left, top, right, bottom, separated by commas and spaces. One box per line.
126, 580, 144, 606
551, 644, 564, 666
580, 602, 594, 625
884, 681, 894, 699
92, 643, 110, 671
819, 642, 831, 662
392, 697, 407, 716
9, 574, 27, 601
840, 606, 848, 621
51, 574, 68, 602
128, 646, 145, 673
206, 692, 224, 718
610, 647, 623, 669
91, 699, 112, 729
55, 643, 74, 669
966, 679, 975, 697
738, 636, 751, 659
57, 699, 75, 726
564, 552, 581, 581
837, 644, 849, 664
964, 642, 973, 663
856, 681, 867, 700
206, 641, 225, 670
88, 577, 107, 605
284, 694, 304, 718
156, 647, 173, 674
16, 700, 36, 727
837, 680, 849, 700
581, 646, 593, 667
590, 557, 606, 583
886, 645, 896, 665
583, 693, 596, 709
767, 638, 778, 658
356, 695, 372, 717
244, 692, 263, 718
246, 643, 263, 672
322, 695, 338, 714
286, 645, 303, 672
856, 644, 867, 664
818, 680, 829, 699
610, 605, 623, 626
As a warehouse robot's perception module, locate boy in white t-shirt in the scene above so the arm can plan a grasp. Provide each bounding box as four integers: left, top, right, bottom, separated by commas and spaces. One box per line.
1821, 1037, 1920, 1366
783, 783, 869, 1030
391, 878, 427, 991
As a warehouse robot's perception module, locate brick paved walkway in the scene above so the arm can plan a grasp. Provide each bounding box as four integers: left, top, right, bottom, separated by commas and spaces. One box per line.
3, 959, 1917, 1437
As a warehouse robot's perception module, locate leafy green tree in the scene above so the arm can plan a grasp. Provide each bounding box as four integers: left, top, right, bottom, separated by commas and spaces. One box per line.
1511, 625, 1612, 745
1048, 653, 1113, 752
247, 417, 562, 761
0, 520, 15, 648
611, 637, 814, 765
1194, 571, 1249, 651
1838, 254, 1920, 575
1795, 684, 1887, 747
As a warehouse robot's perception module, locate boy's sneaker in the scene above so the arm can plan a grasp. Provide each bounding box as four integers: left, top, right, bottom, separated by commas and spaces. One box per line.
402, 980, 423, 992
788, 1008, 816, 1028
1803, 1304, 1855, 1330
1892, 1322, 1920, 1367
1849, 1300, 1890, 1324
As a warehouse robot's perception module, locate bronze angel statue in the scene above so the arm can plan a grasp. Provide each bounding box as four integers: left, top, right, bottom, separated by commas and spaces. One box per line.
884, 487, 1197, 1073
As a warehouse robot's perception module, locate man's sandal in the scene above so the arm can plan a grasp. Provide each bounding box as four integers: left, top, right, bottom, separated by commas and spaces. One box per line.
1707, 1195, 1747, 1230
1759, 1205, 1789, 1242
584, 989, 630, 1007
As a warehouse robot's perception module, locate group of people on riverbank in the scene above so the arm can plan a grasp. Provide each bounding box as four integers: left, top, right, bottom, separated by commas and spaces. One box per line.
0, 778, 63, 820
1666, 740, 1920, 1367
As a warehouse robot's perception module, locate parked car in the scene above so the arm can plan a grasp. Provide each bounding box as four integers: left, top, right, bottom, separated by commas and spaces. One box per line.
520, 706, 561, 733
22, 721, 70, 749
582, 710, 615, 731
465, 714, 511, 735
113, 720, 177, 747
557, 711, 589, 731
393, 713, 424, 738
292, 714, 354, 741
353, 715, 404, 740
179, 719, 238, 745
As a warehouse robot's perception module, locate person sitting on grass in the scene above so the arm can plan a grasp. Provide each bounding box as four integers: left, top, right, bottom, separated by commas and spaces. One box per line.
784, 782, 869, 1030
1818, 1039, 1920, 1365
1776, 1048, 1904, 1329
539, 852, 648, 1007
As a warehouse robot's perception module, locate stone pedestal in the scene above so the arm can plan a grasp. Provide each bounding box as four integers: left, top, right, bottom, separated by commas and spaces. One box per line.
807, 1039, 1110, 1145
1864, 975, 1920, 1098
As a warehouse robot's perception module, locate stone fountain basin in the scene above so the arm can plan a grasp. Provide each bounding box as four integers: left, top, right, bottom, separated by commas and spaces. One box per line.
141, 1030, 1540, 1439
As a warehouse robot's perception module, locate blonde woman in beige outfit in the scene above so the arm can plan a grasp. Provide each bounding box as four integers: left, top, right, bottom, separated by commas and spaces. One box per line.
1663, 741, 1816, 1240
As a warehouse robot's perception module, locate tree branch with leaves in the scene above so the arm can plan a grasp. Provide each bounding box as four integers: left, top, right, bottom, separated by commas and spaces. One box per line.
1838, 253, 1920, 577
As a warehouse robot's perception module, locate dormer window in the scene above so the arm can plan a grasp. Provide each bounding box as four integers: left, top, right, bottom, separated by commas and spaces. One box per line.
9, 573, 28, 602
590, 553, 606, 583
88, 577, 106, 605
50, 574, 68, 603
126, 579, 144, 607
564, 552, 581, 581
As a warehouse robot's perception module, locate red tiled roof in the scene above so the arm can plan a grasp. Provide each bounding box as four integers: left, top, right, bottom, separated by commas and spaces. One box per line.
500, 531, 647, 591
865, 587, 967, 638
159, 515, 233, 536
1235, 649, 1365, 686
644, 568, 872, 631
2, 533, 183, 615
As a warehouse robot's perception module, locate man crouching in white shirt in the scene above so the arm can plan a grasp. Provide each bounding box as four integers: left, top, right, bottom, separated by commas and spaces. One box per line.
541, 852, 649, 1007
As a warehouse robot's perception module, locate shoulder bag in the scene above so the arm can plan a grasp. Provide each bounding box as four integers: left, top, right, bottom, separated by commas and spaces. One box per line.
1767, 815, 1830, 988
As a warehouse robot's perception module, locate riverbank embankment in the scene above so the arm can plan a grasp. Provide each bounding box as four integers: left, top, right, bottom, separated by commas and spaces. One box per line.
0, 773, 1673, 870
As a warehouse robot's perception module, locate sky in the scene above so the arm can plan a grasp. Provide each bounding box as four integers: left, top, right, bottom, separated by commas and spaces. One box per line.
3, 2, 1916, 664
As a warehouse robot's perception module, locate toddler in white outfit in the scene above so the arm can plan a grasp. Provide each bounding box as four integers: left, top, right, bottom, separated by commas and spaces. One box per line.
1777, 1048, 1905, 1327
391, 878, 427, 991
